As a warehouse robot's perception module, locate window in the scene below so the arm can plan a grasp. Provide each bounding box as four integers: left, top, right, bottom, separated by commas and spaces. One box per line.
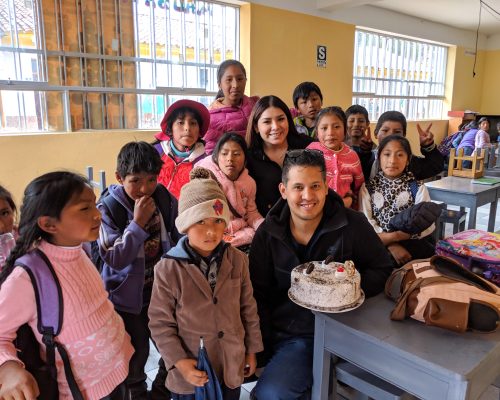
0, 0, 239, 133
352, 29, 447, 121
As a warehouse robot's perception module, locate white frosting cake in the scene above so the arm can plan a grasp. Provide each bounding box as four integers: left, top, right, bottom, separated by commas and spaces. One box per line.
289, 259, 362, 311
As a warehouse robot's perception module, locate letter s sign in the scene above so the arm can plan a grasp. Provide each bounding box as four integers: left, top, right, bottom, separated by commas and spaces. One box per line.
317, 45, 327, 68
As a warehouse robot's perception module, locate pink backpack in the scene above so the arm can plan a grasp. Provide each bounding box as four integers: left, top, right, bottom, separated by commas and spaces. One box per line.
436, 230, 500, 285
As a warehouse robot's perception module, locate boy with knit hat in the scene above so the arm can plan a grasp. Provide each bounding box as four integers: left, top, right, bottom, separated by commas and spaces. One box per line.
148, 168, 263, 400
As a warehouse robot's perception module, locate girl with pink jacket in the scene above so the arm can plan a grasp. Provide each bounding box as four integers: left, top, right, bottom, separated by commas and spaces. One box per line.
196, 133, 264, 250
204, 60, 259, 155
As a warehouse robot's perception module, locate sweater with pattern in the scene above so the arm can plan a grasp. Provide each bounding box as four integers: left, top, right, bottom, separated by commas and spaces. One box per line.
0, 240, 133, 399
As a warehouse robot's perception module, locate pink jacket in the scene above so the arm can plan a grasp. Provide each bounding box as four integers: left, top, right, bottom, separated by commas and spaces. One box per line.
196, 157, 264, 247
204, 95, 259, 154
307, 142, 364, 209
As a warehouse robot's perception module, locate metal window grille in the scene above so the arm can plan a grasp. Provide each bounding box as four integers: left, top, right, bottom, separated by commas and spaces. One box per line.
352, 29, 447, 121
0, 0, 239, 133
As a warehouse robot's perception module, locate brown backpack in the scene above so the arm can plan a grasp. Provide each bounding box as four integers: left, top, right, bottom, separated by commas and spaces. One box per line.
385, 255, 500, 333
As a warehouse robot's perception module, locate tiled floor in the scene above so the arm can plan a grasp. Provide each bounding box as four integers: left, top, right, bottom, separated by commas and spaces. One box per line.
145, 200, 500, 400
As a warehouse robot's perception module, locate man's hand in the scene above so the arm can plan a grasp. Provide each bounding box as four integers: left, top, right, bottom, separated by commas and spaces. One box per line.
387, 243, 412, 266
244, 353, 257, 377
416, 123, 434, 147
0, 361, 39, 400
133, 196, 156, 228
175, 359, 208, 387
359, 126, 374, 152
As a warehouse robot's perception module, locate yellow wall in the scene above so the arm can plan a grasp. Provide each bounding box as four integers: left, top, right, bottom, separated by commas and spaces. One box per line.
0, 131, 154, 203
480, 49, 500, 114
449, 47, 486, 112
244, 4, 355, 109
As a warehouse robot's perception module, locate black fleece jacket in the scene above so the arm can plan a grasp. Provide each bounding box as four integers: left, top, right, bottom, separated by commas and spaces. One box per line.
249, 190, 393, 364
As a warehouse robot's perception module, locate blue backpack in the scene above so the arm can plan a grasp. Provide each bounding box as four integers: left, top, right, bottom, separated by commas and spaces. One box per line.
14, 249, 84, 400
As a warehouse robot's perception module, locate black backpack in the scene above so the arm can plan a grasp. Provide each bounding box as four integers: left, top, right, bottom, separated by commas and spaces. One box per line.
90, 185, 180, 271
14, 249, 84, 400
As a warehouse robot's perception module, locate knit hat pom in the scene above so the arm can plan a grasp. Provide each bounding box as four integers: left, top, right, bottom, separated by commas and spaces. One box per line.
190, 166, 212, 180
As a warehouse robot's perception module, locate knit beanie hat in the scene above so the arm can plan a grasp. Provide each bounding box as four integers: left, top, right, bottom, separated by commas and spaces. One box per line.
175, 167, 231, 234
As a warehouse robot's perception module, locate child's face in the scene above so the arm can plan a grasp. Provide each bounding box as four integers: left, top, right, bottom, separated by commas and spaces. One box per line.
317, 114, 344, 151
379, 140, 409, 180
187, 217, 226, 258
171, 112, 200, 151
376, 121, 404, 143
219, 65, 246, 106
43, 185, 101, 246
480, 120, 490, 131
117, 172, 158, 201
347, 113, 368, 139
0, 198, 15, 234
256, 106, 289, 147
296, 92, 322, 122
217, 140, 245, 181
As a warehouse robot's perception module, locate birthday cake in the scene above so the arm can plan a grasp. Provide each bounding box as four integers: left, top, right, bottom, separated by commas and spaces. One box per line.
288, 257, 363, 312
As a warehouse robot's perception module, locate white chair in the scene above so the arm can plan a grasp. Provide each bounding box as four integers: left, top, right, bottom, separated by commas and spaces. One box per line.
85, 166, 107, 194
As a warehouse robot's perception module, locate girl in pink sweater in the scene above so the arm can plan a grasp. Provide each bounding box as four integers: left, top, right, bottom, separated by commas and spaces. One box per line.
0, 172, 133, 400
196, 133, 264, 251
307, 106, 364, 209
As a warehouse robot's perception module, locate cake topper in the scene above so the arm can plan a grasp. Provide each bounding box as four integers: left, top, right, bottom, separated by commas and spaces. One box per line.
303, 262, 315, 275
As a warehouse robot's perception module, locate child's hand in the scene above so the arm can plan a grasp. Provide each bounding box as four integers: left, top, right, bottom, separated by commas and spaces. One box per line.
133, 195, 156, 228
416, 123, 434, 147
387, 243, 412, 266
0, 360, 39, 400
244, 353, 257, 377
359, 126, 373, 152
175, 358, 209, 387
342, 192, 354, 208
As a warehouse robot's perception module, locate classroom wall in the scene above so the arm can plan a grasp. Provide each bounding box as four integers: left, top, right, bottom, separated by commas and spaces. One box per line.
0, 131, 153, 203
480, 49, 500, 114
244, 3, 355, 109
449, 47, 486, 112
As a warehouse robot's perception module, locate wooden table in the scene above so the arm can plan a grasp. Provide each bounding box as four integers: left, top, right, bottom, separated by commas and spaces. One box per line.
312, 295, 500, 400
425, 176, 500, 232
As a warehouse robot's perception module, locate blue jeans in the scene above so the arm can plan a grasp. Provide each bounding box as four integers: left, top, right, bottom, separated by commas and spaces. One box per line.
461, 146, 474, 168
251, 337, 313, 400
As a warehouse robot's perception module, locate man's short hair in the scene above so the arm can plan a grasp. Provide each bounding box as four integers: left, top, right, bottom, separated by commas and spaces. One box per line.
282, 149, 326, 184
116, 141, 163, 178
292, 82, 323, 108
345, 105, 369, 122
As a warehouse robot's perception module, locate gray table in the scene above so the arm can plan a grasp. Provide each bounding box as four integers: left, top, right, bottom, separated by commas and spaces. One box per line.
312, 295, 500, 400
425, 176, 500, 232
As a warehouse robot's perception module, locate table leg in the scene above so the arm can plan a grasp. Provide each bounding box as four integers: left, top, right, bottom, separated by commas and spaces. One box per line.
468, 205, 478, 230
487, 200, 498, 232
313, 316, 332, 400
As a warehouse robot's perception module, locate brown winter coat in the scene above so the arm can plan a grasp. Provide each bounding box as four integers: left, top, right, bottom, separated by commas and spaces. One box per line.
148, 240, 263, 394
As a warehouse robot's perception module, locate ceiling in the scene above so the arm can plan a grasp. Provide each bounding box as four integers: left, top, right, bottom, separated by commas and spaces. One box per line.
316, 0, 500, 36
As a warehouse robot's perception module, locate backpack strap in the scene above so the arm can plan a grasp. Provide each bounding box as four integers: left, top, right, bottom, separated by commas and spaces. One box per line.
100, 188, 129, 232
153, 184, 182, 244
16, 250, 84, 400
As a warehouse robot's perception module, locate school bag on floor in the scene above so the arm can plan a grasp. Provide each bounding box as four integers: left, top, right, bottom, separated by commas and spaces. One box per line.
385, 255, 500, 332
435, 230, 500, 286
14, 249, 84, 400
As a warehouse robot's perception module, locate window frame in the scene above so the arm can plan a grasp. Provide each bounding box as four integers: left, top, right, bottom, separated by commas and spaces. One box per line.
352, 28, 448, 121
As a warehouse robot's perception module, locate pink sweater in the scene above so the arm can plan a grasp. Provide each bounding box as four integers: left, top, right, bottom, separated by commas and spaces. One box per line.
195, 157, 264, 247
0, 241, 133, 399
307, 142, 365, 209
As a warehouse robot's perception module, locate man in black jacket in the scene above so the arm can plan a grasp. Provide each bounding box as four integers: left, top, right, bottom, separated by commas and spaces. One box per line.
249, 149, 393, 400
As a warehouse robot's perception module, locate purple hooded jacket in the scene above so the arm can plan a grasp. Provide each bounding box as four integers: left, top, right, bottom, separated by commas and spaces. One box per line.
204, 95, 259, 154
